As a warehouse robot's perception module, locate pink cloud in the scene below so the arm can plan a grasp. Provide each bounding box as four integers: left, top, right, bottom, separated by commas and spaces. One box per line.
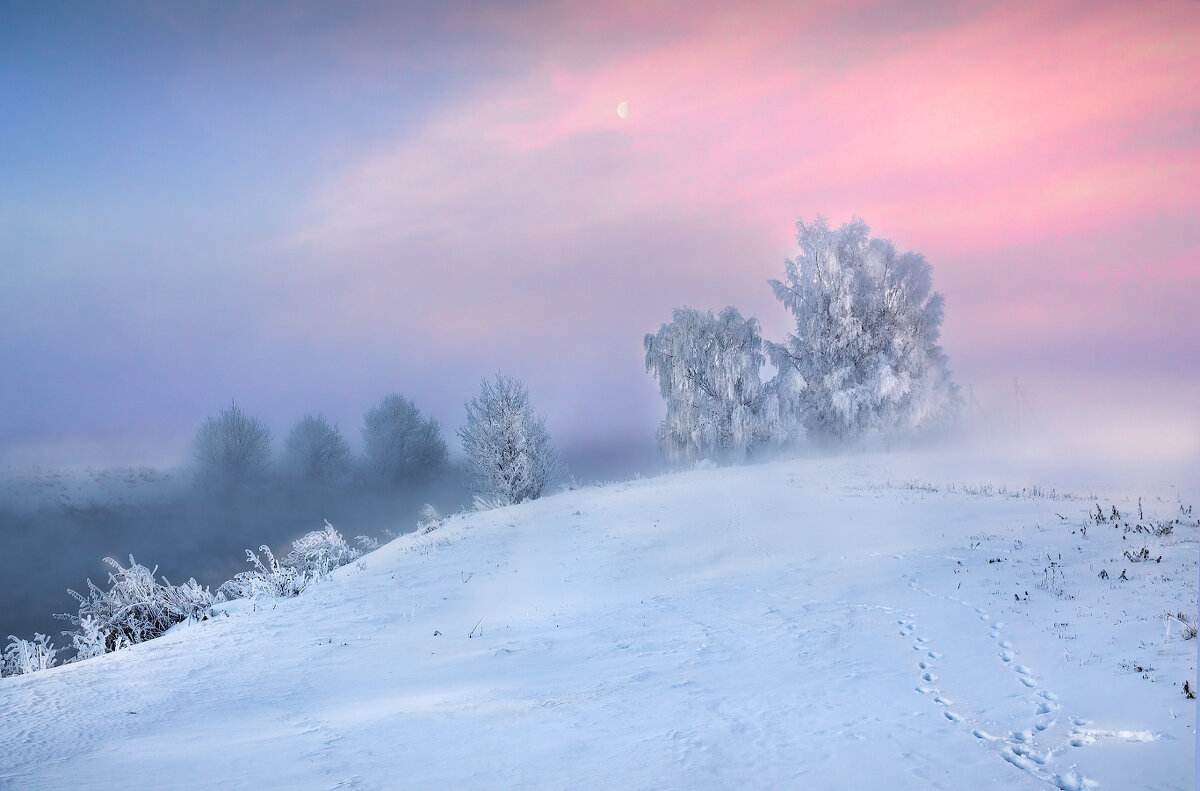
280, 0, 1199, 394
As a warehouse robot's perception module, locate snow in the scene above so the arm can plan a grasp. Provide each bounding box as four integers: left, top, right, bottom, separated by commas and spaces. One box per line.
1, 452, 1195, 789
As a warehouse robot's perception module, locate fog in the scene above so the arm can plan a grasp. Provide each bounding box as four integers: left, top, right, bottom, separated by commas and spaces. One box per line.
0, 431, 677, 644
4, 372, 1194, 647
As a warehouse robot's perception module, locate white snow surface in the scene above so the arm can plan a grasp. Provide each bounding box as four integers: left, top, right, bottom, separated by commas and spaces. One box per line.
1, 453, 1195, 789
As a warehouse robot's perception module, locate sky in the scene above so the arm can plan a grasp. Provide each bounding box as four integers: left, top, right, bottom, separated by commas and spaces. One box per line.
2, 0, 1198, 472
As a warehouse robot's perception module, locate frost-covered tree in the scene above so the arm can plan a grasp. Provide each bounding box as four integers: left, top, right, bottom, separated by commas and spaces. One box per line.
769, 217, 960, 441
360, 394, 448, 487
2, 634, 57, 677
194, 401, 273, 485
644, 307, 800, 463
458, 374, 562, 506
283, 414, 351, 482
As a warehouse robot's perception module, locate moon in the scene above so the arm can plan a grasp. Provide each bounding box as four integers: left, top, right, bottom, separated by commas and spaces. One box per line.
616, 101, 628, 119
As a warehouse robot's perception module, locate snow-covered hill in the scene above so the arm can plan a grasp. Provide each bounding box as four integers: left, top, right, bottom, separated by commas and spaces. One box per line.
1, 454, 1195, 790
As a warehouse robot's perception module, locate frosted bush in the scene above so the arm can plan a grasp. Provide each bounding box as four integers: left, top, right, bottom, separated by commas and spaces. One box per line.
282, 521, 361, 578
416, 504, 443, 533
471, 493, 511, 512
2, 633, 58, 677
69, 616, 109, 662
58, 556, 217, 655
220, 522, 359, 600
219, 545, 307, 599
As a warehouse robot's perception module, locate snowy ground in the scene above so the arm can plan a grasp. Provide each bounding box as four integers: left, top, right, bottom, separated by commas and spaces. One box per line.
1, 453, 1195, 789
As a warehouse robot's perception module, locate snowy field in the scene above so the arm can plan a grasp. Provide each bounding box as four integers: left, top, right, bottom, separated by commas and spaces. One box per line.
1, 453, 1195, 790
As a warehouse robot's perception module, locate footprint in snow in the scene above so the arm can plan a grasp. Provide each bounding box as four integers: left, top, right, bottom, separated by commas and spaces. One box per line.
1011, 744, 1051, 765
1054, 769, 1091, 791
1015, 665, 1032, 675
999, 650, 1014, 663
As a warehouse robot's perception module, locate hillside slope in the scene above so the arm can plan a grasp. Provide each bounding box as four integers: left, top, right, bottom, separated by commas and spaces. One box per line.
1, 455, 1195, 790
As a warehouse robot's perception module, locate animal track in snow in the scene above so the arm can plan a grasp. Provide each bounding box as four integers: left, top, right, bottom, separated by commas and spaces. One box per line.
898, 592, 1093, 790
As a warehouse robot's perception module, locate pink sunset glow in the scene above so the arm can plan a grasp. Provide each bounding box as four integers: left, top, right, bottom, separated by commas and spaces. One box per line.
298, 0, 1197, 353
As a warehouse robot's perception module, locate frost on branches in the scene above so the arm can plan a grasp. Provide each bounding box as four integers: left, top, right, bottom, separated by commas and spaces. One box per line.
56, 556, 216, 656
220, 522, 360, 600
458, 374, 563, 506
2, 633, 58, 677
644, 307, 800, 464
769, 217, 960, 442
282, 521, 361, 579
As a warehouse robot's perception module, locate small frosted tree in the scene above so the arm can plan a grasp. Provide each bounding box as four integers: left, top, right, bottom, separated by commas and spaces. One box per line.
360, 394, 448, 487
194, 401, 273, 485
458, 374, 562, 506
283, 414, 351, 482
769, 217, 959, 441
644, 307, 799, 463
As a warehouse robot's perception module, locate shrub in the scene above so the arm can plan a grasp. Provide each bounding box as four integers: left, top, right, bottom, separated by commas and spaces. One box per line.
219, 545, 307, 599
220, 522, 359, 600
416, 503, 443, 533
57, 556, 217, 655
69, 616, 108, 662
2, 634, 58, 677
282, 520, 361, 578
